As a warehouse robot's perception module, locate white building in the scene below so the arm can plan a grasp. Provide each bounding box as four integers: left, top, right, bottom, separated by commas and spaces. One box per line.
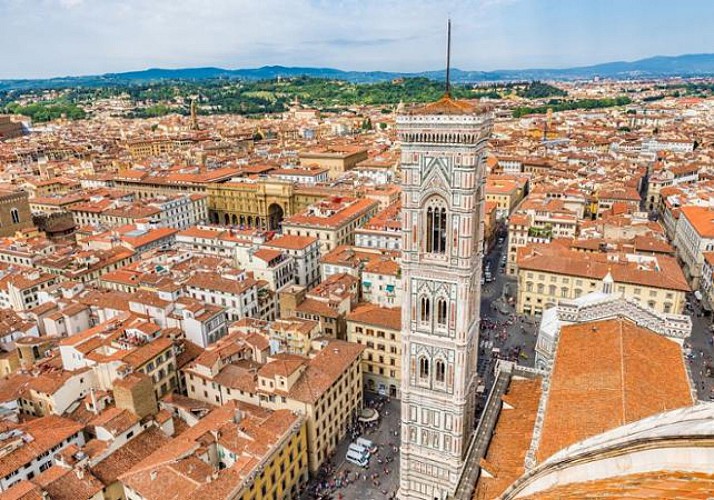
173, 297, 228, 348
71, 194, 208, 230
0, 415, 85, 491
0, 268, 56, 312
361, 260, 402, 308
185, 270, 259, 322
673, 205, 714, 288
642, 137, 695, 154
397, 94, 492, 499
175, 226, 265, 266
263, 235, 320, 289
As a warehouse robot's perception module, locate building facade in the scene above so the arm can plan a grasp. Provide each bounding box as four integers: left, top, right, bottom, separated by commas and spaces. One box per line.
516, 246, 688, 316
0, 190, 32, 238
282, 197, 379, 255
673, 205, 714, 289
347, 304, 402, 399
397, 95, 492, 499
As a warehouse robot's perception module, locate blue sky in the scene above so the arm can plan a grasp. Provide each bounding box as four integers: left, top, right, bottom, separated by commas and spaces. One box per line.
2, 0, 714, 79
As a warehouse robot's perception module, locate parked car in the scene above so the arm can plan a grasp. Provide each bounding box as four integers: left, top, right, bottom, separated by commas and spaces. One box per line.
346, 449, 369, 467
356, 437, 378, 454
348, 443, 370, 458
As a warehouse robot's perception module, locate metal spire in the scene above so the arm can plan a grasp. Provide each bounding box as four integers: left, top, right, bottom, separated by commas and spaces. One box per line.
445, 19, 452, 97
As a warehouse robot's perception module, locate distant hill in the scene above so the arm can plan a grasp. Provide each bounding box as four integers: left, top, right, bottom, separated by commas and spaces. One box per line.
3, 53, 714, 91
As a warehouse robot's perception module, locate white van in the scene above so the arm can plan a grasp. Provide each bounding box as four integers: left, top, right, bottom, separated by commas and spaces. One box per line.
355, 437, 377, 454
348, 443, 370, 458
345, 449, 369, 467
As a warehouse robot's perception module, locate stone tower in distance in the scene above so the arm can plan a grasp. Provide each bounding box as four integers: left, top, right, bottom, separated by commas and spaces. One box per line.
397, 21, 493, 500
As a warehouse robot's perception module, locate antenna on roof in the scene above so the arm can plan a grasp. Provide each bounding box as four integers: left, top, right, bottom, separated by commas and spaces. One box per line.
445, 18, 452, 97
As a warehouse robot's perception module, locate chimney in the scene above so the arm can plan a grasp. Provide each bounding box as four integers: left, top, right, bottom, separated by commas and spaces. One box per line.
89, 388, 99, 415
150, 470, 158, 481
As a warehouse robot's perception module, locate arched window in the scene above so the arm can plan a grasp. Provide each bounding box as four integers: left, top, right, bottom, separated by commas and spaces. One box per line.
419, 357, 429, 379
425, 198, 447, 254
420, 296, 431, 323
436, 298, 447, 327
10, 209, 19, 225
435, 359, 446, 383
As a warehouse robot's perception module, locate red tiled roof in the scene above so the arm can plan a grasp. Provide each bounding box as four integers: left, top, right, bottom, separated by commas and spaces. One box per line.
536, 318, 693, 463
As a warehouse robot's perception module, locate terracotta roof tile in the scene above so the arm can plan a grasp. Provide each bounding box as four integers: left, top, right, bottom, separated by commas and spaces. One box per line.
536, 318, 693, 463
347, 303, 401, 331
523, 471, 714, 499
473, 377, 542, 500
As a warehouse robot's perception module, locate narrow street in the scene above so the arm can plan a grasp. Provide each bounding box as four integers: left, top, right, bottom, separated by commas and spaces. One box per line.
684, 296, 714, 401
477, 230, 537, 398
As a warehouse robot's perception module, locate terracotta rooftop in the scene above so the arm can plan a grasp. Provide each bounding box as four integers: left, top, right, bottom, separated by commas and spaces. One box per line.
0, 415, 83, 478
347, 303, 401, 331
92, 427, 171, 485
517, 244, 690, 292
31, 465, 104, 500
265, 234, 318, 250
680, 205, 714, 238
522, 471, 714, 499
283, 197, 377, 229
536, 318, 694, 463
473, 377, 542, 500
407, 94, 482, 116
286, 340, 364, 405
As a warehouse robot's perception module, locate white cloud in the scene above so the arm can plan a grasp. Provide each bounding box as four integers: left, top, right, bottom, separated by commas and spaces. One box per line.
1, 0, 712, 79
0, 0, 513, 78
57, 0, 84, 8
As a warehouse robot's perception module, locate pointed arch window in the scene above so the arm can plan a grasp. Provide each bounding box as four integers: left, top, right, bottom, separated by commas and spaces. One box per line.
435, 359, 446, 383
436, 298, 448, 328
425, 198, 447, 254
420, 296, 431, 323
419, 357, 430, 379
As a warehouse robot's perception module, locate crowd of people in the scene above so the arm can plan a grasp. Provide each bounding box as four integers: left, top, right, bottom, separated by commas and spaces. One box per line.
305, 396, 399, 499
479, 314, 533, 363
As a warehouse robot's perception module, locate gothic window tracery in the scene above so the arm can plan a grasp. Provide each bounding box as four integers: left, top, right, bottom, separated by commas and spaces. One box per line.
436, 298, 448, 328
419, 356, 430, 379
435, 359, 446, 383
420, 296, 431, 323
425, 197, 448, 254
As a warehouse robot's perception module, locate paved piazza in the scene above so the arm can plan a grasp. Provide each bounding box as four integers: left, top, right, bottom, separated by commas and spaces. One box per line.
304, 395, 401, 499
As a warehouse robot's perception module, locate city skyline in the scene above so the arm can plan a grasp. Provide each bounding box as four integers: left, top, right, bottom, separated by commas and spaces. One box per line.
3, 0, 714, 79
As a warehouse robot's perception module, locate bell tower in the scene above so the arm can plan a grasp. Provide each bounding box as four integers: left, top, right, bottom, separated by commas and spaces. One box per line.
397, 20, 493, 500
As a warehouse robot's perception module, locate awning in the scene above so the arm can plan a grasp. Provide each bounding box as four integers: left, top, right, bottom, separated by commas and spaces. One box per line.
695, 290, 703, 301
386, 284, 395, 292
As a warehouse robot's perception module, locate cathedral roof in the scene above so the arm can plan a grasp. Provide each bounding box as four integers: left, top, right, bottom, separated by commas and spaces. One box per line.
407, 93, 484, 116
535, 317, 694, 462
